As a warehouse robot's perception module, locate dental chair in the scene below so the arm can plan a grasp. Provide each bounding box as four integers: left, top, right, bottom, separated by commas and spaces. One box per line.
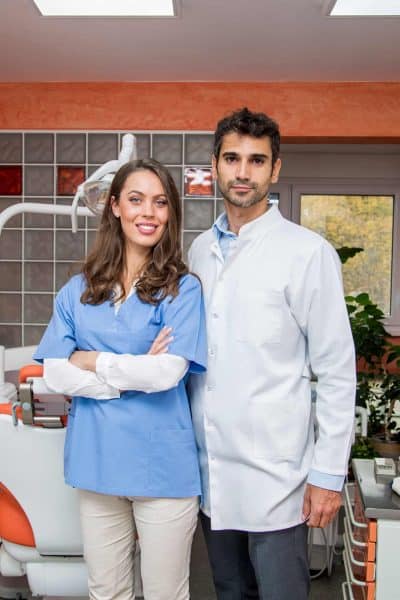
0, 347, 142, 598
0, 350, 87, 597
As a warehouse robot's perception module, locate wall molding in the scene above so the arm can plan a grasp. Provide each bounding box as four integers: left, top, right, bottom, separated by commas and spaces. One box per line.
1, 82, 400, 140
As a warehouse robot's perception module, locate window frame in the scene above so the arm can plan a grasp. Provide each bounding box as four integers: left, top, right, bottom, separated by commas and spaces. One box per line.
287, 179, 400, 335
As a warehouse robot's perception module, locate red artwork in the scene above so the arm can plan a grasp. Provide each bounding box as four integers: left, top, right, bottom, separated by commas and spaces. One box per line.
184, 168, 213, 197
57, 166, 85, 196
0, 166, 22, 195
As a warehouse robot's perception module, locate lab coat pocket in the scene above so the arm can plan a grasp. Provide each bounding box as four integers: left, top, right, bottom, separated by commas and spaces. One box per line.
237, 290, 283, 346
250, 395, 311, 460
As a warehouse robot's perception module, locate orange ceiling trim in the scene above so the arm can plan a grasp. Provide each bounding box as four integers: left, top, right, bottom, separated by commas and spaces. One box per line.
1, 82, 400, 140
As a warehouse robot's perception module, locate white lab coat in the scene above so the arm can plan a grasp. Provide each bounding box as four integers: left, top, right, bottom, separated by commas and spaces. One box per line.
188, 206, 356, 531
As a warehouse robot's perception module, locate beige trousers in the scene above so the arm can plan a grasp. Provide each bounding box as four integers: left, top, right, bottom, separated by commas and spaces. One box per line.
78, 490, 199, 600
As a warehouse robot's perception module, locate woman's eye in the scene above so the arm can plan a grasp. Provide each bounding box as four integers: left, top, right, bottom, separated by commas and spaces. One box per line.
129, 196, 141, 203
155, 199, 168, 207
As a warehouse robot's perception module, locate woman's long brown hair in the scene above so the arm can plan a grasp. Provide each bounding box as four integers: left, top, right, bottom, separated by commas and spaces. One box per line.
81, 159, 188, 306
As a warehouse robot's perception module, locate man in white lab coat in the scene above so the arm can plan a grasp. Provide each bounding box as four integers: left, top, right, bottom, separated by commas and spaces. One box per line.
188, 107, 356, 599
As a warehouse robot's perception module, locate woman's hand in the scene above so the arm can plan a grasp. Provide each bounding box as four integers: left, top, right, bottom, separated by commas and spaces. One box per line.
68, 327, 173, 371
148, 327, 173, 355
69, 350, 99, 372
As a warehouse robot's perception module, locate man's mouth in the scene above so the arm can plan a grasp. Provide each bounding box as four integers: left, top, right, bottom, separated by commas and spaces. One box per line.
231, 185, 253, 192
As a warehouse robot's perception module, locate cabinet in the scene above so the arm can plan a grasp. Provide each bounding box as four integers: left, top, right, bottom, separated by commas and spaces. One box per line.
342, 459, 400, 600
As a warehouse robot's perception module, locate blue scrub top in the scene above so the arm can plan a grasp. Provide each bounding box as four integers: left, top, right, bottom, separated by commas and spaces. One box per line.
34, 273, 207, 498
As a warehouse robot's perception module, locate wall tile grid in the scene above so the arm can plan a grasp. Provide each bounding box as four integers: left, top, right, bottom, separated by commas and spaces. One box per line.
0, 131, 221, 347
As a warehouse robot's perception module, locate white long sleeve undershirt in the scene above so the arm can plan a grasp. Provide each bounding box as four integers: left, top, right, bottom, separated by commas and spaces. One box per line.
43, 354, 189, 400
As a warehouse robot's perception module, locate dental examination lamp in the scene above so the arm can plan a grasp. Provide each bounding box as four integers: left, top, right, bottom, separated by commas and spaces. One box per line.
70, 133, 137, 232
0, 134, 137, 236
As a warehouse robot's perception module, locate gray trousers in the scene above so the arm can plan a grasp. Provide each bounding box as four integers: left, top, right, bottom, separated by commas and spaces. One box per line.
200, 512, 310, 600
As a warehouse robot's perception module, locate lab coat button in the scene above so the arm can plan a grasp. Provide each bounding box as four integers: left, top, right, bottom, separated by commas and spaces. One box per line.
207, 385, 213, 391
212, 312, 218, 319
208, 348, 215, 356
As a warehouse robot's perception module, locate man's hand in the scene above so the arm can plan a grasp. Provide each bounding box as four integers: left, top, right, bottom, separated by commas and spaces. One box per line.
302, 483, 342, 528
148, 327, 173, 355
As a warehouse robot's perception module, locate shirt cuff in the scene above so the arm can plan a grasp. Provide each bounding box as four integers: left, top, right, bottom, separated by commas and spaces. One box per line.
307, 469, 344, 492
95, 352, 113, 384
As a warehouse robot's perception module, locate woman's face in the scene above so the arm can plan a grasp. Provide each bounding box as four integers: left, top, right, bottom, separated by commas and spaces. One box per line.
111, 169, 169, 253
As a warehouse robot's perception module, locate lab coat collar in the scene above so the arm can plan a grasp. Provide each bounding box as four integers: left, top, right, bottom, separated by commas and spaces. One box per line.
208, 205, 283, 266
212, 204, 283, 244
236, 204, 284, 241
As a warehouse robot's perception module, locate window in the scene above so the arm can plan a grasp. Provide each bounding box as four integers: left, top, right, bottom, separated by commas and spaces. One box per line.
300, 194, 393, 314
290, 183, 400, 335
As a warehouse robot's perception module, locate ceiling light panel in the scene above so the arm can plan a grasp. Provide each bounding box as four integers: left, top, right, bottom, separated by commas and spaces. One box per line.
329, 0, 400, 16
32, 0, 176, 17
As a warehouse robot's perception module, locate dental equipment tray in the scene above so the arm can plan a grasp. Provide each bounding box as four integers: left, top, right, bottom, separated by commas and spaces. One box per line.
352, 459, 400, 520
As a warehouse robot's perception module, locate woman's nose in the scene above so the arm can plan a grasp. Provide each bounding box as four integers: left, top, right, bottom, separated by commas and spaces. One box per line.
141, 199, 155, 216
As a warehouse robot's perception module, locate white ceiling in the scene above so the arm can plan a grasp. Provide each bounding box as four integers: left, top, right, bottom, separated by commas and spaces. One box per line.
1, 0, 400, 82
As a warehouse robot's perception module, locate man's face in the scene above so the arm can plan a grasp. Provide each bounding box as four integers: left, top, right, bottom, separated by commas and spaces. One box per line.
212, 132, 281, 209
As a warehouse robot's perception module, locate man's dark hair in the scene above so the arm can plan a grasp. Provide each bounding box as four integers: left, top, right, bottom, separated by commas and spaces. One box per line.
213, 107, 280, 166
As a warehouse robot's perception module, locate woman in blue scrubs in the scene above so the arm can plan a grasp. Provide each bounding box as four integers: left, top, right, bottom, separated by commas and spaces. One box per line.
34, 159, 207, 600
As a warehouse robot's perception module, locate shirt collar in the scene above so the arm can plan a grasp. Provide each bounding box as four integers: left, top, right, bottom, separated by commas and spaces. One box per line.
212, 204, 283, 242
212, 212, 237, 241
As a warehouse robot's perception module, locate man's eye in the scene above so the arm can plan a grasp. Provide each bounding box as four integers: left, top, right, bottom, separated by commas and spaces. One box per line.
252, 158, 265, 165
225, 156, 237, 163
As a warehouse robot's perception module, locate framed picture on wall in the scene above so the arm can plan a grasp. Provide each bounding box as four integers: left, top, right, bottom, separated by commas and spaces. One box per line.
184, 167, 213, 197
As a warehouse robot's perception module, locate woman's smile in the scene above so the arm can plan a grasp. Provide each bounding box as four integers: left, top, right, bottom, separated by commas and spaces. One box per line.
136, 221, 159, 235
112, 169, 169, 251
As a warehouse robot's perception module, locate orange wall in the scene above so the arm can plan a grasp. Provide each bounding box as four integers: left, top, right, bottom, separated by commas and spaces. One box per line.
1, 82, 400, 140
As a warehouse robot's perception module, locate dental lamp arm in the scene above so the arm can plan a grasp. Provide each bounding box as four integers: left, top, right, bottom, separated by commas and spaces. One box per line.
71, 134, 137, 232
0, 203, 93, 238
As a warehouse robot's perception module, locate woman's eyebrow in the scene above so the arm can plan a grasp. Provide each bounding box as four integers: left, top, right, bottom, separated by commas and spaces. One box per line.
127, 189, 167, 198
126, 189, 144, 195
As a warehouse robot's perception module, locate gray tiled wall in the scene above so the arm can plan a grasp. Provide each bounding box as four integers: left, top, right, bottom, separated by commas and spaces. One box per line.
0, 131, 221, 348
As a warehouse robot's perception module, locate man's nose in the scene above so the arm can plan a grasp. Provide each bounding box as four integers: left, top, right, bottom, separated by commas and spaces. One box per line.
236, 160, 250, 180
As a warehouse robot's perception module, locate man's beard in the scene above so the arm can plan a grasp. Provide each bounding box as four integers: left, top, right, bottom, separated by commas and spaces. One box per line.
220, 181, 268, 209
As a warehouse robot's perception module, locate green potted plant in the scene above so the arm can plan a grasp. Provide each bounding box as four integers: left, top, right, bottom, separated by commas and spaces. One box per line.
336, 246, 400, 458
345, 291, 400, 458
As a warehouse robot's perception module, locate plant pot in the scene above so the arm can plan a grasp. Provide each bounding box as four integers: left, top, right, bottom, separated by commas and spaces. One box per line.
369, 436, 400, 459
